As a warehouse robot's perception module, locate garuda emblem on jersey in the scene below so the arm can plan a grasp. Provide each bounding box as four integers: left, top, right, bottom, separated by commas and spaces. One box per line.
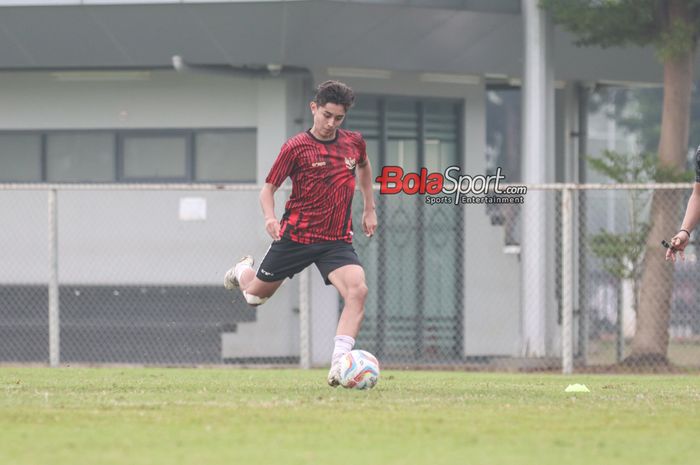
345, 157, 357, 170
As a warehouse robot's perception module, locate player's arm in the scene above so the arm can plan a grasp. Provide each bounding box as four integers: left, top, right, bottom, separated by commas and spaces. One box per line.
262, 140, 295, 241
667, 182, 700, 262
667, 148, 700, 260
681, 182, 700, 233
357, 158, 377, 237
260, 183, 281, 240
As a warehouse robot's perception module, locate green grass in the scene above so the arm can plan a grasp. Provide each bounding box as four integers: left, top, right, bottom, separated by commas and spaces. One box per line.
587, 338, 700, 366
1, 368, 699, 465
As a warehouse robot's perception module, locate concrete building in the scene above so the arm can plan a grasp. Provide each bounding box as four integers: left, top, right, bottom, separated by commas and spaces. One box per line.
0, 0, 683, 366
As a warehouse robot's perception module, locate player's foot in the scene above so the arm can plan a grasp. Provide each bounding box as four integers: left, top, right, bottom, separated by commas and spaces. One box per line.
327, 361, 341, 387
224, 255, 254, 290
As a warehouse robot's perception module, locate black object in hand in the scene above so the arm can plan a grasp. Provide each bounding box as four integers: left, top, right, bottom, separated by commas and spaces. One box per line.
661, 240, 676, 251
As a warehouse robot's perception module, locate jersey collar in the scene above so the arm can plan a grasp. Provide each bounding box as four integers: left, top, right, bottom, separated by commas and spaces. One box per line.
306, 129, 339, 145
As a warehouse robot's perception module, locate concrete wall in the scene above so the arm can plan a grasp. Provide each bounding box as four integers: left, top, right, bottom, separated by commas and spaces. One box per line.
0, 70, 258, 130
0, 70, 288, 284
462, 83, 522, 357
0, 70, 301, 360
225, 77, 302, 359
0, 68, 529, 362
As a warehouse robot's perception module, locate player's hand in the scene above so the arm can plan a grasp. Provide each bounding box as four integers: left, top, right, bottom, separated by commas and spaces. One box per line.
362, 209, 377, 237
665, 231, 690, 262
265, 217, 281, 241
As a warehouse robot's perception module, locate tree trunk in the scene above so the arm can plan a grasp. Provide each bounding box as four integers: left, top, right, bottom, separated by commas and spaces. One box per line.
628, 1, 695, 366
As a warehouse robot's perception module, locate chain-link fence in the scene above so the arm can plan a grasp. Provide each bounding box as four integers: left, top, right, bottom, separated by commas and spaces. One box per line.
1, 183, 698, 372
479, 183, 700, 372
570, 184, 700, 371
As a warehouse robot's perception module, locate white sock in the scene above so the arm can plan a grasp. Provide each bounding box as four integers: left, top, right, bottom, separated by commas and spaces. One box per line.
331, 335, 355, 366
234, 262, 252, 282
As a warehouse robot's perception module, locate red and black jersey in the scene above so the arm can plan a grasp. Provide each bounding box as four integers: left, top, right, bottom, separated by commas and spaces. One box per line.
265, 129, 367, 244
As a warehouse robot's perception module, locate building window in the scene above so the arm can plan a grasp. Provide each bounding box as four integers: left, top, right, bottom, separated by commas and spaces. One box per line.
0, 134, 42, 182
0, 128, 256, 183
47, 132, 115, 182
195, 130, 256, 182
486, 85, 522, 182
121, 134, 189, 181
343, 95, 464, 362
345, 95, 461, 169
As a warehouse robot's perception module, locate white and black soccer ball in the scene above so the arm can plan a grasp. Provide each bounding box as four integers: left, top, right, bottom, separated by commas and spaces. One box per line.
339, 349, 380, 390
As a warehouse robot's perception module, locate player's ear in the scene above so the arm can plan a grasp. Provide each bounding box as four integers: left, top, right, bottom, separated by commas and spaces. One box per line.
310, 101, 317, 113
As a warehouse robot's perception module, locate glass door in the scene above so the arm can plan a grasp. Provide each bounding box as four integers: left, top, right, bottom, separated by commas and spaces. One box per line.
346, 96, 463, 363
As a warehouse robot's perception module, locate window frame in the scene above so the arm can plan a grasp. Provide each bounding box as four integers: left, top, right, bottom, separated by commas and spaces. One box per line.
0, 131, 44, 182
117, 130, 192, 183
0, 127, 257, 184
45, 130, 117, 183
192, 128, 258, 183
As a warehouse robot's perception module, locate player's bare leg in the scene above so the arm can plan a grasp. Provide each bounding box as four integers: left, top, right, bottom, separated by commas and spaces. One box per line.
326, 264, 368, 386
224, 256, 284, 306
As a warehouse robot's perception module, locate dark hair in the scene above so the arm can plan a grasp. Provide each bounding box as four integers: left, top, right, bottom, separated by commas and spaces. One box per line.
313, 80, 355, 111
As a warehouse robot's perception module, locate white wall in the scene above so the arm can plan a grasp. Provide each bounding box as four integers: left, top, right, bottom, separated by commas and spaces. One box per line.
462, 83, 522, 357
256, 78, 288, 184
227, 77, 300, 359
0, 191, 49, 283
0, 70, 302, 360
312, 69, 483, 99
0, 189, 272, 285
0, 69, 529, 361
0, 70, 287, 285
0, 70, 258, 130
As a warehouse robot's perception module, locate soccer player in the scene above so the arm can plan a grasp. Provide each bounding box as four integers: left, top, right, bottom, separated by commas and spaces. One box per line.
224, 80, 377, 386
666, 145, 700, 262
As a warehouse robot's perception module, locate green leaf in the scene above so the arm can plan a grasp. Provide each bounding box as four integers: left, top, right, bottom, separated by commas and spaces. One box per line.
540, 0, 700, 59
587, 150, 693, 183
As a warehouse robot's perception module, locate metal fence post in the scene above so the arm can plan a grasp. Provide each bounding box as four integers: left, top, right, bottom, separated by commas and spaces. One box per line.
48, 188, 60, 367
299, 267, 311, 369
562, 187, 573, 374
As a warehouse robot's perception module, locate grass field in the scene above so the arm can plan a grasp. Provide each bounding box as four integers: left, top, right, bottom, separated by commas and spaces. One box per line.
1, 368, 698, 465
586, 338, 700, 367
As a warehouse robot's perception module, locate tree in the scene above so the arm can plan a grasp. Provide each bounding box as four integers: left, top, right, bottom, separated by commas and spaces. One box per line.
604, 85, 700, 153
588, 151, 654, 363
540, 0, 700, 366
586, 150, 691, 363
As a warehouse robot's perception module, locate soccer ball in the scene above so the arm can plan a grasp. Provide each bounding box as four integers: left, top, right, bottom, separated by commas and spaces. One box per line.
339, 350, 380, 390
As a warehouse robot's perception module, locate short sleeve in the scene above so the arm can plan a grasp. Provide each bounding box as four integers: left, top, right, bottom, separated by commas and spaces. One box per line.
695, 145, 700, 183
265, 141, 296, 187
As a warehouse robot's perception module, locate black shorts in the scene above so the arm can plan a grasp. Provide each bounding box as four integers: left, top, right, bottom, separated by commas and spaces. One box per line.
256, 237, 362, 285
